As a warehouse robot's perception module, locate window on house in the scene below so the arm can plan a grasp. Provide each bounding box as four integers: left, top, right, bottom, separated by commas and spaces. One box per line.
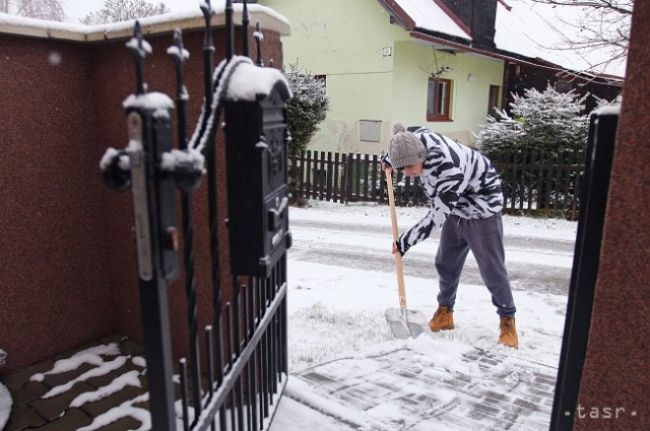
427, 78, 453, 121
488, 85, 501, 117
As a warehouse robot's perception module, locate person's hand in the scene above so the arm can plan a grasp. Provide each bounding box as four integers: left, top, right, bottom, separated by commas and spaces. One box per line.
381, 155, 392, 174
392, 241, 400, 255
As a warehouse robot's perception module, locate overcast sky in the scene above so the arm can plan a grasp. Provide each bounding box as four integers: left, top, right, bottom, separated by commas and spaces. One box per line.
62, 0, 206, 23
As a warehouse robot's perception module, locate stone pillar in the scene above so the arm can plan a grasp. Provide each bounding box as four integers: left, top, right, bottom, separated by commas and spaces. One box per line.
575, 1, 650, 429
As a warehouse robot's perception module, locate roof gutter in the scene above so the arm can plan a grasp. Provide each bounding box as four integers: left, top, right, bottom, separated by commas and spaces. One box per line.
378, 0, 415, 30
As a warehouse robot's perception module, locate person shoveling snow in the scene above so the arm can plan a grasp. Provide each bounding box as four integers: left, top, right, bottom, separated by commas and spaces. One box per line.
382, 123, 519, 348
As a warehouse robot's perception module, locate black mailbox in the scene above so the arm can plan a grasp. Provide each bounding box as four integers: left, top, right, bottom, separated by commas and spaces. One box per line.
225, 81, 292, 277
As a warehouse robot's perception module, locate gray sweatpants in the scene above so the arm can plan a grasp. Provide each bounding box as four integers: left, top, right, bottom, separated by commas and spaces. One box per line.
435, 214, 516, 317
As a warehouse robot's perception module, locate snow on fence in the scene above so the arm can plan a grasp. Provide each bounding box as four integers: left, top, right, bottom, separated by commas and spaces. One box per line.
290, 149, 585, 220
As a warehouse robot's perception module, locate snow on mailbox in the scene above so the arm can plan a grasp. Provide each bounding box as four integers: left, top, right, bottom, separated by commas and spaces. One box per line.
223, 60, 293, 277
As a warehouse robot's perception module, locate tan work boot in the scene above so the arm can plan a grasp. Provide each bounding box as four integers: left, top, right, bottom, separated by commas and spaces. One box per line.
428, 306, 455, 332
499, 316, 519, 349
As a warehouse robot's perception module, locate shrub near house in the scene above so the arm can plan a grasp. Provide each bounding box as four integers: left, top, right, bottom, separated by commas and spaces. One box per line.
476, 85, 590, 217
284, 65, 329, 204
476, 85, 588, 155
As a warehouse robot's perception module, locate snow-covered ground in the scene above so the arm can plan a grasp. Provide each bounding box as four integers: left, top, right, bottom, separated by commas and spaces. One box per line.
290, 200, 577, 242
270, 201, 575, 430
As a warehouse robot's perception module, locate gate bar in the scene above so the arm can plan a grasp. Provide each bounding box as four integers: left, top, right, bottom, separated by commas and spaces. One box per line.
193, 281, 288, 430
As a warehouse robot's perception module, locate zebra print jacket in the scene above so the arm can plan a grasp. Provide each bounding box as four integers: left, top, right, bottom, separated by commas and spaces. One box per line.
385, 129, 504, 255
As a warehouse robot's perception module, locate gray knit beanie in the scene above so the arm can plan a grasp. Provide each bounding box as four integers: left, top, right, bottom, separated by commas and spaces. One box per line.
388, 123, 426, 169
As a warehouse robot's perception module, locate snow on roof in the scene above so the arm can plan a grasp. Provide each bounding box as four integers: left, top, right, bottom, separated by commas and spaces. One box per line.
495, 0, 626, 78
0, 2, 290, 42
393, 0, 471, 41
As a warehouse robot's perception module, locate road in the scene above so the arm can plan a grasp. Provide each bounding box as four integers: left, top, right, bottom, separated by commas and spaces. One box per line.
289, 217, 575, 296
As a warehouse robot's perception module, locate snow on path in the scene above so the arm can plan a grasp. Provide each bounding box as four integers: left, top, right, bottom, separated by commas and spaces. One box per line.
273, 202, 572, 429
271, 395, 355, 431
288, 341, 556, 430
286, 260, 566, 372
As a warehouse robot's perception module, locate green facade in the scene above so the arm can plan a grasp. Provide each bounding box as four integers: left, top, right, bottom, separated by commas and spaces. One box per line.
261, 0, 505, 153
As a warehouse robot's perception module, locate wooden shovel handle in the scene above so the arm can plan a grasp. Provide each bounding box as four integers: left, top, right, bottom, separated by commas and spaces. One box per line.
385, 170, 407, 310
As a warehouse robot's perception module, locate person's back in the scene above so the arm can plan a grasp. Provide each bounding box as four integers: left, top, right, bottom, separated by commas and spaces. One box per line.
413, 128, 504, 220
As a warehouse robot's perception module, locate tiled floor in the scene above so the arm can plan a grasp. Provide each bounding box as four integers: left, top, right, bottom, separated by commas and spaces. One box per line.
1, 335, 149, 431
292, 347, 556, 430
2, 337, 557, 430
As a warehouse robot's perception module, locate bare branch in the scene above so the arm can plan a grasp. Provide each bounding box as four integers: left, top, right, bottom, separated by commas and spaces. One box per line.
0, 0, 65, 21
81, 0, 169, 25
527, 0, 631, 75
529, 0, 632, 15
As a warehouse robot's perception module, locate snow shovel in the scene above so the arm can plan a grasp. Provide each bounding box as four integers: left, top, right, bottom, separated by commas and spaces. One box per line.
384, 169, 430, 339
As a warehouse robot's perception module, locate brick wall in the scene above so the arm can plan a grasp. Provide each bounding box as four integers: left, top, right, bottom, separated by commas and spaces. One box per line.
575, 0, 650, 428
0, 27, 283, 373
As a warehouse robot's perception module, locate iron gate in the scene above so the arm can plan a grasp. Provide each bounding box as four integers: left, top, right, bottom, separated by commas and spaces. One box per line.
550, 109, 619, 430
99, 1, 291, 430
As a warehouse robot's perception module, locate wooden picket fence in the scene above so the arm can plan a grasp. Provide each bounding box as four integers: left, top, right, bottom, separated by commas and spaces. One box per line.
288, 151, 428, 206
289, 149, 585, 220
492, 149, 584, 220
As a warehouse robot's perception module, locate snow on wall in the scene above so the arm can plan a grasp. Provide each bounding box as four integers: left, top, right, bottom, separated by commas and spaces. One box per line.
394, 0, 471, 40
0, 2, 290, 41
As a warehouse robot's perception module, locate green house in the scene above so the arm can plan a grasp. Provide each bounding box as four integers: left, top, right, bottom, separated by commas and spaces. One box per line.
258, 0, 504, 152
257, 0, 624, 153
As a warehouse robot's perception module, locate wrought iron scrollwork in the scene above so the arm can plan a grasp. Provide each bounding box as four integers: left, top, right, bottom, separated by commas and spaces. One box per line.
99, 1, 291, 429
